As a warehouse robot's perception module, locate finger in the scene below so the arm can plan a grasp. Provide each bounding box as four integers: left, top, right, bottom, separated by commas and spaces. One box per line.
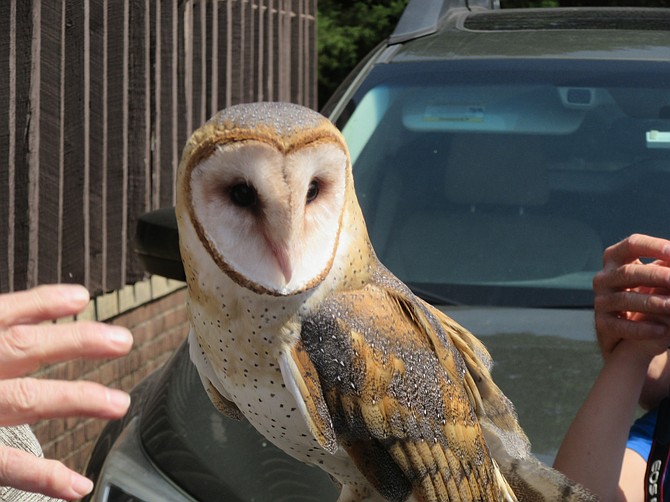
0, 284, 90, 328
603, 234, 670, 268
594, 289, 670, 318
0, 322, 133, 379
0, 378, 130, 427
593, 261, 670, 292
0, 445, 94, 500
595, 314, 669, 355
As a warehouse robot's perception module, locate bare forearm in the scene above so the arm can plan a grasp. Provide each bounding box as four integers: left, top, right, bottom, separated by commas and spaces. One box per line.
554, 341, 651, 500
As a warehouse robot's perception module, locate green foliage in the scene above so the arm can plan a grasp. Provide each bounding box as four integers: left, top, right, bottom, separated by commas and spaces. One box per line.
317, 0, 408, 107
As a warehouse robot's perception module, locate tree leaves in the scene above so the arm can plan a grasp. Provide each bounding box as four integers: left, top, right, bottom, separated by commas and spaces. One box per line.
317, 0, 407, 107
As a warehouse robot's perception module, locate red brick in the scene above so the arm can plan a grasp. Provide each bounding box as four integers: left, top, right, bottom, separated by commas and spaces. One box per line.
48, 418, 66, 441
130, 322, 153, 346
85, 419, 105, 442
120, 374, 134, 390
53, 434, 74, 460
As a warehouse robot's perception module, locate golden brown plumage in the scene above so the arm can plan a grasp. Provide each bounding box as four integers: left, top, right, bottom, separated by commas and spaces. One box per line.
292, 270, 507, 501
176, 102, 595, 501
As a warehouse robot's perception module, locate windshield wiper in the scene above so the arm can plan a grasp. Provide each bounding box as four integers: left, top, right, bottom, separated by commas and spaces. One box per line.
406, 284, 462, 306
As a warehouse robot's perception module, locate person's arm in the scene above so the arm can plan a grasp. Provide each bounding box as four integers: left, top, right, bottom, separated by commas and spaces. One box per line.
555, 235, 670, 500
553, 340, 655, 501
618, 441, 650, 501
0, 284, 133, 500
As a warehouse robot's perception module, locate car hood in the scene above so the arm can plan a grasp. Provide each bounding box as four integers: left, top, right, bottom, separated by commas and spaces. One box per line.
443, 305, 595, 340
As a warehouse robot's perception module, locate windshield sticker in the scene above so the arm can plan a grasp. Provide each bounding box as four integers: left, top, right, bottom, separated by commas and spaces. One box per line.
423, 104, 485, 123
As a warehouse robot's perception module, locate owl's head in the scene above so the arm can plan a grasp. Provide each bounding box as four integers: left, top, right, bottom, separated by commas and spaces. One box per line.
176, 102, 353, 296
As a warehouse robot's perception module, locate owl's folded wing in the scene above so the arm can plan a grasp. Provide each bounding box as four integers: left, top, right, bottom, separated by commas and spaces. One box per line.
284, 280, 515, 501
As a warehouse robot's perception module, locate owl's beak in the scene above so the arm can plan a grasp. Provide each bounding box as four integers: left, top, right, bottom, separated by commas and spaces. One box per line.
262, 204, 297, 287
275, 250, 293, 284
265, 237, 293, 285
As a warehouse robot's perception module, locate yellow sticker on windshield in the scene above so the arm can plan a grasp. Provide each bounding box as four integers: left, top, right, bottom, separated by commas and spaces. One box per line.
423, 104, 485, 123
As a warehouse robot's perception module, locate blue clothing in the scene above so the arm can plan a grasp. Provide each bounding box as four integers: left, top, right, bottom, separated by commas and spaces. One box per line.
627, 407, 669, 498
628, 408, 658, 462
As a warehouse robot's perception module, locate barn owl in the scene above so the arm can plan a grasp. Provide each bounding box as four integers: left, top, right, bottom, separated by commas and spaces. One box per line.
175, 102, 594, 502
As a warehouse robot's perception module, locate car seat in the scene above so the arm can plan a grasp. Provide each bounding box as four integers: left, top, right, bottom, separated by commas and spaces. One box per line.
394, 133, 603, 284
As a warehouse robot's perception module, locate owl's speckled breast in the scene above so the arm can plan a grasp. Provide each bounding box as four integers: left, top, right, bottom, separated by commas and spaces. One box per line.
188, 286, 331, 464
187, 282, 381, 498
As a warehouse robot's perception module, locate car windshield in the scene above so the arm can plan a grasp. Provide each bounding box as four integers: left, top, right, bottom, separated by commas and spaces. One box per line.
336, 59, 670, 307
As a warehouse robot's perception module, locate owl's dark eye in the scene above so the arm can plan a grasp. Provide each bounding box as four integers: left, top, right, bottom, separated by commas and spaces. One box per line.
306, 180, 319, 204
230, 183, 258, 208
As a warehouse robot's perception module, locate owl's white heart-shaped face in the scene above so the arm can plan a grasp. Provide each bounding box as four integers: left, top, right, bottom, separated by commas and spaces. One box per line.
184, 139, 348, 295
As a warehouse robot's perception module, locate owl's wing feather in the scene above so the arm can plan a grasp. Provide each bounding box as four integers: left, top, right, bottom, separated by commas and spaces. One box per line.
428, 306, 531, 459
297, 268, 517, 501
279, 347, 338, 454
428, 306, 597, 501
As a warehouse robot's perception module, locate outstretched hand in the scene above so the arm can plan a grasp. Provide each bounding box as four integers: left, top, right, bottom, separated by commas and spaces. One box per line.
0, 284, 133, 500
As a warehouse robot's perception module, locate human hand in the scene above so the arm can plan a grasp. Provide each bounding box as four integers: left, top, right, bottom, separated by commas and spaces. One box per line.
0, 284, 133, 500
593, 233, 670, 357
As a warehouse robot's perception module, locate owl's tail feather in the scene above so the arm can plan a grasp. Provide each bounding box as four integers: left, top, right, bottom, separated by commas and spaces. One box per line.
492, 459, 519, 502
488, 439, 597, 502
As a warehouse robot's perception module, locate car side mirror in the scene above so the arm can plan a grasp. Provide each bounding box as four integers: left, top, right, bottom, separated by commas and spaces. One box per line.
135, 207, 186, 281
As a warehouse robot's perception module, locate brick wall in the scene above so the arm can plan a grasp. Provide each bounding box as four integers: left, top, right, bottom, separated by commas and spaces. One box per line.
31, 279, 189, 474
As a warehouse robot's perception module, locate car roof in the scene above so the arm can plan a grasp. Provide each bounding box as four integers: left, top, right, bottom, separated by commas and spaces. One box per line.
386, 1, 670, 63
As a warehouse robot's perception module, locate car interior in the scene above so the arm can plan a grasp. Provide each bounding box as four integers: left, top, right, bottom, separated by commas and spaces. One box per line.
345, 80, 670, 294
